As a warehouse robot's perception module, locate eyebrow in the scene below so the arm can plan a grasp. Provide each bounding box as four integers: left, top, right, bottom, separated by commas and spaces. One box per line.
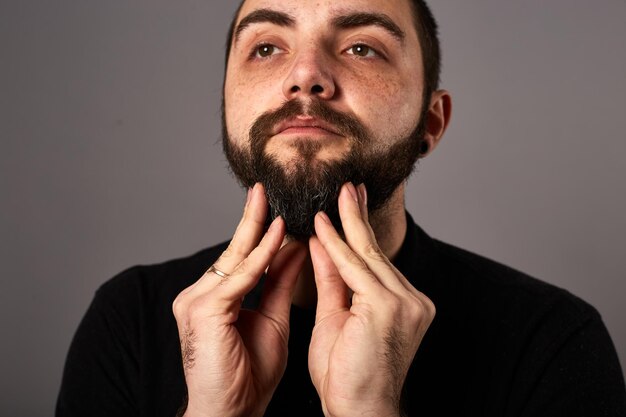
234, 9, 295, 42
332, 12, 405, 42
233, 9, 405, 44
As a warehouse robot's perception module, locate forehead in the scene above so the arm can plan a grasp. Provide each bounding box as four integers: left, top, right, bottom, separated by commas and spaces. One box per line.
236, 0, 418, 39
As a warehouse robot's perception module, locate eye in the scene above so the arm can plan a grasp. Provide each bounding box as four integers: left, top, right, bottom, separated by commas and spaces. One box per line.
253, 43, 282, 59
346, 44, 377, 58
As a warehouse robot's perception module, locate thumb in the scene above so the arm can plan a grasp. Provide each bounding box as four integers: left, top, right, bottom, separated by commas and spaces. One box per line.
309, 236, 350, 324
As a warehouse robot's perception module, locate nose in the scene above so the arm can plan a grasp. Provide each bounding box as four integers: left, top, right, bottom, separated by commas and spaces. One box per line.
282, 49, 336, 100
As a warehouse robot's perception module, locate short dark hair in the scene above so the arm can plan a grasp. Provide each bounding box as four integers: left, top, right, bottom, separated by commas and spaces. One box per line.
407, 0, 441, 103
224, 0, 441, 104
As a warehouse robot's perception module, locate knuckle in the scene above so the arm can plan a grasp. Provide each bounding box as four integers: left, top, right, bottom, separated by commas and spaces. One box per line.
172, 293, 187, 319
406, 296, 436, 325
221, 244, 245, 261
241, 208, 265, 230
363, 242, 387, 262
405, 298, 425, 321
185, 298, 209, 322
344, 249, 365, 269
424, 297, 436, 320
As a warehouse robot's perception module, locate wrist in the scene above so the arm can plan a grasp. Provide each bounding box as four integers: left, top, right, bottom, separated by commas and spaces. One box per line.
324, 401, 401, 417
182, 404, 261, 417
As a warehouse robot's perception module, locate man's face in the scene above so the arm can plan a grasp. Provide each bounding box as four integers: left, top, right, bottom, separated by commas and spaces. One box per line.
223, 0, 426, 237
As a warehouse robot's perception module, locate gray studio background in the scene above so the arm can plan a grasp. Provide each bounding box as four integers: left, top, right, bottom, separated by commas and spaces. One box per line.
1, 0, 625, 415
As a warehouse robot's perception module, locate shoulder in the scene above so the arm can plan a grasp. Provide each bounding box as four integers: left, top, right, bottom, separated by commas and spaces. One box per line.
403, 234, 626, 416
429, 238, 596, 323
419, 236, 608, 372
419, 239, 626, 411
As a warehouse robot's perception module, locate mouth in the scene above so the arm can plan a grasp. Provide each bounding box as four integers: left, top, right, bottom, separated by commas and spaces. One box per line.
274, 116, 342, 137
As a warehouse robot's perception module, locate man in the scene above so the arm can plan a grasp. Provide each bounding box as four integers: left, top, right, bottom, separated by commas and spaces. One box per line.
57, 0, 626, 416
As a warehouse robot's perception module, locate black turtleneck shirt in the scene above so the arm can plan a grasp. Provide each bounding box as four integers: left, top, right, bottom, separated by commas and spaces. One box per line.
57, 214, 626, 416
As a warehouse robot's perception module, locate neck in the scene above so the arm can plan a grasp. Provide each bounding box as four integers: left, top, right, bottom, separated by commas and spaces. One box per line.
292, 184, 408, 309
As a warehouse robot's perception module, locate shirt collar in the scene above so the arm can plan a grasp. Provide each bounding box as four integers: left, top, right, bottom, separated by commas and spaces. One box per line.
392, 211, 437, 290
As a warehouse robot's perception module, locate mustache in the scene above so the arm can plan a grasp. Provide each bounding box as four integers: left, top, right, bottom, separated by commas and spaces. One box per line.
249, 99, 370, 149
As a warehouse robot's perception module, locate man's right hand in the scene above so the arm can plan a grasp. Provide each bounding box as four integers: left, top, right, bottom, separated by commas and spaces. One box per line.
172, 183, 306, 417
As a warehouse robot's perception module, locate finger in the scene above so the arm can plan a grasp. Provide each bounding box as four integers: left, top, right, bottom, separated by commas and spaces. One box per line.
358, 183, 426, 298
361, 184, 428, 297
337, 183, 409, 295
309, 235, 350, 323
313, 211, 384, 295
218, 182, 269, 271
184, 183, 268, 296
257, 240, 307, 327
212, 216, 286, 302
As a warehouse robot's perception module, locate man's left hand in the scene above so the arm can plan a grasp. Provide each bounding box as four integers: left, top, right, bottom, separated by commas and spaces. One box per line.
308, 183, 436, 417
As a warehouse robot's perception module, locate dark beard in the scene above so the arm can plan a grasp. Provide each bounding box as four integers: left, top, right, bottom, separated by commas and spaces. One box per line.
222, 98, 426, 238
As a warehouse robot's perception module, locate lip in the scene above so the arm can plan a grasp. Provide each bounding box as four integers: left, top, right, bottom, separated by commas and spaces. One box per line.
274, 117, 341, 137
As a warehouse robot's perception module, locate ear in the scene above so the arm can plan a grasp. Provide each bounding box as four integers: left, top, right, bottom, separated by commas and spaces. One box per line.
420, 89, 452, 158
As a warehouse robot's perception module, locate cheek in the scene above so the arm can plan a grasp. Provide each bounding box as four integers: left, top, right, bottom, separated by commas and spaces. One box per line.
343, 69, 422, 141
224, 102, 248, 148
224, 79, 267, 146
224, 71, 281, 148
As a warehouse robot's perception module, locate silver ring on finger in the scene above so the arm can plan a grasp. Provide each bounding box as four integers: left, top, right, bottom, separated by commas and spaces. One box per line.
206, 264, 230, 278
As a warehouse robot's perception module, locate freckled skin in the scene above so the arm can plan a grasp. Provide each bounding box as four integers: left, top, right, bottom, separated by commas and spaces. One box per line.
224, 0, 425, 164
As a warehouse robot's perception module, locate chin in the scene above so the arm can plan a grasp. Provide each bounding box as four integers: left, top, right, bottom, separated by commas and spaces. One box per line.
269, 144, 349, 171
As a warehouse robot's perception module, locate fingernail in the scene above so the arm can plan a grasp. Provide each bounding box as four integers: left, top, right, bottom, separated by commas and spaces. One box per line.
346, 182, 358, 203
317, 211, 330, 224
358, 184, 368, 208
